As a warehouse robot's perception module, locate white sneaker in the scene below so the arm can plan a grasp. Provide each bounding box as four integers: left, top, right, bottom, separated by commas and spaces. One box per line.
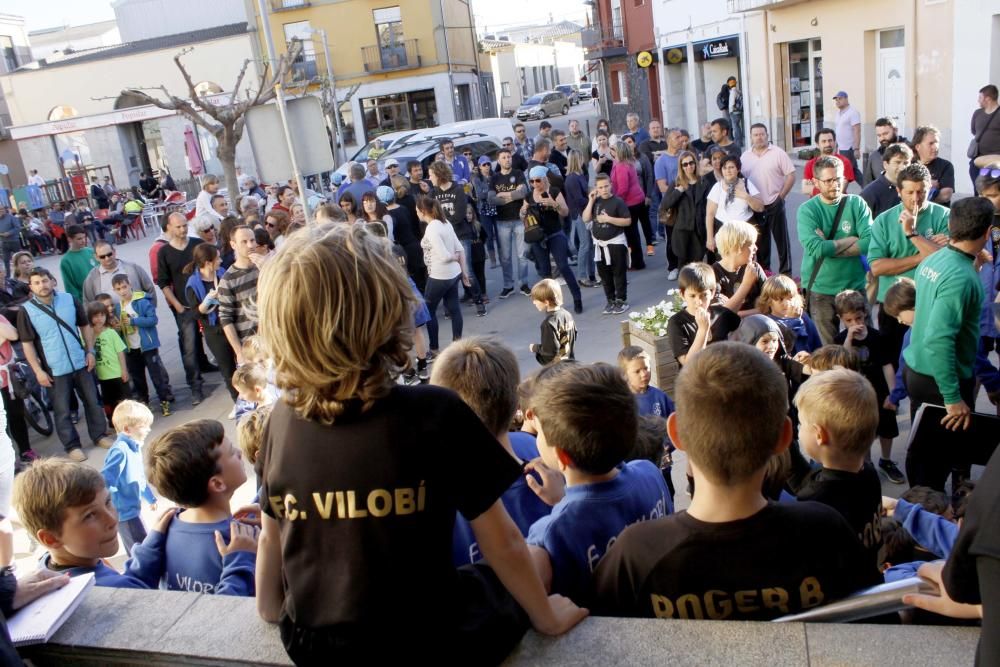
667, 268, 679, 281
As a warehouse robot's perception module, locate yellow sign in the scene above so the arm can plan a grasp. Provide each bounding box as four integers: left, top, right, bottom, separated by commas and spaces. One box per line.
636, 51, 653, 68
666, 48, 685, 65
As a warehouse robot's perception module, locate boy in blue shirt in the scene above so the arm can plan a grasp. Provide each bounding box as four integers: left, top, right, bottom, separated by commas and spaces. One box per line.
145, 419, 257, 596
526, 362, 672, 605
14, 458, 170, 588
430, 336, 553, 566
101, 400, 157, 556
617, 346, 674, 417
113, 274, 174, 416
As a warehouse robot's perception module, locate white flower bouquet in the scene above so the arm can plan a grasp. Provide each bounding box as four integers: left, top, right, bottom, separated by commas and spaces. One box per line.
627, 289, 684, 338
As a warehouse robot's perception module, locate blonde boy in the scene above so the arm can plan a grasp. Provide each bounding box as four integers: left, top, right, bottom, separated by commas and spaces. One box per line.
101, 400, 157, 555
712, 221, 766, 316
528, 279, 576, 365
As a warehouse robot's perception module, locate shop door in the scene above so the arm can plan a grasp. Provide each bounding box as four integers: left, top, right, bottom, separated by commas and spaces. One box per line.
878, 29, 906, 133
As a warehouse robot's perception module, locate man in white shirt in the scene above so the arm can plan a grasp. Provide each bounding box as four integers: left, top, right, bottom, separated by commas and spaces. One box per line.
27, 170, 44, 187
740, 124, 796, 275
194, 174, 221, 219
833, 91, 862, 184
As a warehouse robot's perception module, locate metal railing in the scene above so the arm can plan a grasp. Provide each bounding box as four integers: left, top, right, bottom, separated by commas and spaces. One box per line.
362, 39, 421, 73
581, 26, 625, 52
270, 0, 310, 10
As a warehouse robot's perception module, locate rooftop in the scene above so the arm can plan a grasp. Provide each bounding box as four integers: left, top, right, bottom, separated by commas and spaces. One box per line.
28, 19, 118, 41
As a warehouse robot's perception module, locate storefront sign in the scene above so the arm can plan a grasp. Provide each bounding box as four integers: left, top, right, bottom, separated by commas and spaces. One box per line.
663, 47, 687, 65
694, 36, 739, 62
636, 51, 653, 68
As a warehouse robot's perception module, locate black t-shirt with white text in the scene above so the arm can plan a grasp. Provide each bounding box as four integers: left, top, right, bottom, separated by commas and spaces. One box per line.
431, 185, 471, 240
797, 463, 884, 569
712, 262, 767, 311
260, 385, 522, 633
592, 502, 881, 620
490, 169, 527, 221
667, 306, 741, 364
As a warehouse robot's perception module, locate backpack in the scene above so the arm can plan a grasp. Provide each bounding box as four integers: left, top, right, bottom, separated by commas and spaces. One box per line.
716, 86, 729, 111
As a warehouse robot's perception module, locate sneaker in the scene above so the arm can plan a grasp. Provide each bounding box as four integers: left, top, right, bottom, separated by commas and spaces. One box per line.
650, 239, 659, 246
402, 369, 419, 385
191, 389, 204, 406
96, 436, 115, 449
426, 350, 438, 364
162, 401, 172, 417
667, 268, 679, 281
499, 287, 515, 299
67, 448, 87, 463
476, 302, 487, 317
602, 301, 615, 315
417, 366, 430, 383
519, 284, 531, 296
612, 301, 630, 315
578, 278, 597, 288
879, 458, 906, 484
646, 245, 655, 256
574, 299, 583, 314
227, 405, 237, 420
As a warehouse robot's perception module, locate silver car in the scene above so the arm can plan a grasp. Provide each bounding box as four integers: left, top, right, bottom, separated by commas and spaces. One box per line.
516, 91, 570, 120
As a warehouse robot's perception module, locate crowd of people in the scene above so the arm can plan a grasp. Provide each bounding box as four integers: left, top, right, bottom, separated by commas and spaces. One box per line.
0, 85, 998, 665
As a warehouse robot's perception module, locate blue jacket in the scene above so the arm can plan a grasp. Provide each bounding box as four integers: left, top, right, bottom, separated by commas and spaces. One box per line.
184, 270, 225, 327
21, 292, 85, 377
889, 328, 912, 406
163, 514, 255, 596
40, 530, 166, 588
883, 498, 959, 583
115, 291, 160, 352
101, 434, 156, 521
977, 234, 1000, 392
448, 155, 471, 185
770, 314, 823, 355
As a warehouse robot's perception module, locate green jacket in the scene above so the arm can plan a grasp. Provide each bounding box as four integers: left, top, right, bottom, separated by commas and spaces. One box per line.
902, 245, 984, 403
59, 248, 98, 303
797, 194, 872, 296
865, 202, 950, 302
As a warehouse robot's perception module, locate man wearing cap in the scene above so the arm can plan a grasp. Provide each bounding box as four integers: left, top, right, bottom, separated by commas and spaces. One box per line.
833, 91, 862, 182
380, 158, 401, 187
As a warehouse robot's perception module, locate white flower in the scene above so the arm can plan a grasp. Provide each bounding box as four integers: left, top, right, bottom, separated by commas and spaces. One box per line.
629, 312, 640, 320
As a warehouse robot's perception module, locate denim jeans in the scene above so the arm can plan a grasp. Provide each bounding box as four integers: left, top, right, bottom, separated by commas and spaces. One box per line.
125, 348, 173, 403
533, 232, 582, 305
173, 309, 203, 391
424, 275, 462, 350
807, 291, 840, 346
52, 368, 107, 452
496, 218, 529, 289
572, 216, 595, 280
459, 239, 483, 302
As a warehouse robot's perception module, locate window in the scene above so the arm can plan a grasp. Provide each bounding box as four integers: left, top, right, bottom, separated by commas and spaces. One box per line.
501, 82, 511, 98
373, 6, 403, 47
879, 29, 904, 48
610, 65, 628, 104
0, 36, 16, 73
283, 21, 317, 79
610, 0, 623, 41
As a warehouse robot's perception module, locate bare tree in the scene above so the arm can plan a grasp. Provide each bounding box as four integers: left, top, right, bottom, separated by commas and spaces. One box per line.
122, 40, 304, 200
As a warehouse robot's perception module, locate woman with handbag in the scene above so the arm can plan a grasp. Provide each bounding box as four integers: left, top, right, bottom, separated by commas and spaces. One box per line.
704, 155, 764, 261
520, 166, 582, 313
661, 151, 710, 269
0, 315, 34, 464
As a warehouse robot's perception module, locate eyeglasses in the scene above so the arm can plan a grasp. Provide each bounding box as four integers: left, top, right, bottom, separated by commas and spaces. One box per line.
681, 161, 696, 167
529, 178, 544, 183
980, 167, 1000, 178
503, 143, 513, 147
265, 222, 276, 228
815, 177, 842, 185
387, 164, 399, 169
463, 152, 472, 156
97, 252, 114, 259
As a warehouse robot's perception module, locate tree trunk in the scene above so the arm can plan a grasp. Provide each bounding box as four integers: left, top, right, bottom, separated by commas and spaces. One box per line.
216, 126, 240, 206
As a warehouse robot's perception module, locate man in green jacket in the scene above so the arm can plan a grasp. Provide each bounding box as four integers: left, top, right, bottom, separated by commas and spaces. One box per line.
59, 224, 98, 303
903, 196, 994, 490
797, 155, 873, 344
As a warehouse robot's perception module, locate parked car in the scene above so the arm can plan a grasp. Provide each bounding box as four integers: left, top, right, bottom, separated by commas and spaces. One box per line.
555, 85, 579, 106
575, 84, 592, 100
376, 135, 504, 179
516, 91, 570, 120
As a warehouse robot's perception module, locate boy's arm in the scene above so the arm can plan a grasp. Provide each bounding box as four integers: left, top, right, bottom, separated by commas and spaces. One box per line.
117, 349, 129, 382
119, 509, 177, 588
894, 499, 960, 558
128, 299, 158, 327
528, 544, 554, 593
722, 264, 760, 314
256, 513, 284, 622
536, 321, 559, 365
881, 363, 895, 397
100, 447, 125, 493
471, 500, 587, 635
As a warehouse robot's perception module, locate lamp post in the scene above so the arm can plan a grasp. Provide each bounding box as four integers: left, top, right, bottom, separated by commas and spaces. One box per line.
306, 27, 347, 165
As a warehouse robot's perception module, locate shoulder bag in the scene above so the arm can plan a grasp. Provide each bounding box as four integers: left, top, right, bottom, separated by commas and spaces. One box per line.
968, 110, 998, 159
803, 197, 848, 314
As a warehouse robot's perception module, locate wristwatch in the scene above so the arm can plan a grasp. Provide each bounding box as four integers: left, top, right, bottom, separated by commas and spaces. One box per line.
906, 233, 918, 239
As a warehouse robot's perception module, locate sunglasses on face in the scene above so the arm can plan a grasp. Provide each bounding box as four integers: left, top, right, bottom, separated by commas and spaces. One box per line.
681, 161, 695, 167
529, 178, 544, 183
265, 222, 276, 228
980, 167, 1000, 178
387, 164, 398, 169
97, 252, 114, 259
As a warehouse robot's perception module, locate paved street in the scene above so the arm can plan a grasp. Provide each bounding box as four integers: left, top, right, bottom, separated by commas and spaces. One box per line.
8, 173, 998, 571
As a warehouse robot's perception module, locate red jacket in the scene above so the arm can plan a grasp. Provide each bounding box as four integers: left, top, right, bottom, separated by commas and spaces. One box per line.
611, 161, 645, 207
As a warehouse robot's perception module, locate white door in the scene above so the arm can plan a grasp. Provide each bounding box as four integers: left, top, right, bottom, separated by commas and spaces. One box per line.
878, 43, 906, 133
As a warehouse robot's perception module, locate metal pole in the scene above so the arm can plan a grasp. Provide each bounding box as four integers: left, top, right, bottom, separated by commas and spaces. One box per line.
256, 0, 311, 221
318, 29, 346, 165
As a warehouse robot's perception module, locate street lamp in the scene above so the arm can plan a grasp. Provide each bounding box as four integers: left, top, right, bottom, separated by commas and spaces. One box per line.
303, 27, 347, 165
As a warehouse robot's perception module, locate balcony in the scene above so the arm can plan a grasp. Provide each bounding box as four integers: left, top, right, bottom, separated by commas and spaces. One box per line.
582, 26, 626, 60
290, 56, 318, 82
726, 0, 808, 12
362, 39, 421, 73
270, 0, 310, 10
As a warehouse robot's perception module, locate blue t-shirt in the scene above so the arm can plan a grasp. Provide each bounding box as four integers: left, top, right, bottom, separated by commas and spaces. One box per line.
654, 153, 679, 187
527, 459, 672, 603
452, 431, 552, 565
164, 514, 256, 596
634, 386, 673, 418
41, 531, 166, 589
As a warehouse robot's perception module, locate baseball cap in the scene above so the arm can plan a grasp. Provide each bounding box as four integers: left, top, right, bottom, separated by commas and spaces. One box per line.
477, 155, 492, 166
384, 158, 399, 168
832, 90, 848, 99
331, 173, 345, 186
376, 185, 395, 204
528, 165, 548, 180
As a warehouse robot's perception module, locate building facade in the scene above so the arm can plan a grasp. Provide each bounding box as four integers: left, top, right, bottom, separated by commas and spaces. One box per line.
0, 13, 31, 185
481, 36, 585, 116
259, 0, 483, 149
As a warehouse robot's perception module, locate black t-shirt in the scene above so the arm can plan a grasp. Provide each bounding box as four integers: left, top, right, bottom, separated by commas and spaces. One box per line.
591, 196, 629, 240
690, 138, 712, 159
833, 327, 891, 397
490, 169, 527, 221
639, 139, 667, 164
796, 463, 884, 569
591, 151, 613, 177
926, 157, 955, 191
156, 237, 202, 306
431, 185, 471, 240
711, 262, 766, 310
526, 188, 563, 235
260, 385, 522, 631
667, 306, 741, 364
592, 501, 882, 620
550, 150, 568, 177
17, 296, 87, 375
388, 206, 419, 246
860, 176, 900, 219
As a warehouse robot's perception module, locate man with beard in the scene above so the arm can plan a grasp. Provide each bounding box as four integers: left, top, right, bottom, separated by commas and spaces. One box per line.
863, 118, 909, 186
860, 143, 913, 218
803, 128, 857, 197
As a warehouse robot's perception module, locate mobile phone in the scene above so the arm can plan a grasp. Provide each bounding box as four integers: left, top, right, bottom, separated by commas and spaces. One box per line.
541, 192, 550, 199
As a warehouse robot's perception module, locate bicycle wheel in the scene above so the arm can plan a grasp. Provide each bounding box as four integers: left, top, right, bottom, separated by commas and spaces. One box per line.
24, 392, 53, 437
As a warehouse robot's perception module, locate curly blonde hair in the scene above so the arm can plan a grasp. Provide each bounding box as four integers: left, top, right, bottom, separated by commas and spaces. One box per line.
256, 222, 414, 423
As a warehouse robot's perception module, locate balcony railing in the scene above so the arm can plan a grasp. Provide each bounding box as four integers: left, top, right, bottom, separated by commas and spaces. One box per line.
270, 0, 310, 10
290, 57, 318, 81
581, 26, 626, 58
362, 39, 421, 73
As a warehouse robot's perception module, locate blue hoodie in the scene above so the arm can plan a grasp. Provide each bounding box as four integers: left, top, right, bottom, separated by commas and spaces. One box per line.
101, 434, 156, 522
883, 498, 959, 583
163, 513, 256, 596
39, 530, 166, 588
115, 291, 160, 352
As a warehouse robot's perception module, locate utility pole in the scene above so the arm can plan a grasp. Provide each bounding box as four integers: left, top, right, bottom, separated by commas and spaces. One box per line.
255, 0, 310, 220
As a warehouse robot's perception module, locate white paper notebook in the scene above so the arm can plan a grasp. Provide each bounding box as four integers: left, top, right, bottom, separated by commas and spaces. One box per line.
7, 572, 95, 646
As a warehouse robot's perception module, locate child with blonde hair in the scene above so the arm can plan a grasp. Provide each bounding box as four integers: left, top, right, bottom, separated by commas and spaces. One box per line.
254, 222, 585, 664
101, 400, 157, 555
756, 274, 822, 354
231, 362, 277, 423
528, 278, 576, 365
711, 220, 766, 316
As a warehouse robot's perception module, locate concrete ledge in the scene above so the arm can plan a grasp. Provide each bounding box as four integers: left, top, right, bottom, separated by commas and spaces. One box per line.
20, 588, 980, 666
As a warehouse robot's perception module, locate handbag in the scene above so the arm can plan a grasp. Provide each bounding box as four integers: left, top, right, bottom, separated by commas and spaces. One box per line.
803, 197, 848, 314
968, 109, 998, 159
522, 205, 546, 244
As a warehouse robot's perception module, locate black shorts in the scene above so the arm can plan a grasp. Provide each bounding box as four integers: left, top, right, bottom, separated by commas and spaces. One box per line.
877, 405, 900, 439
98, 378, 130, 409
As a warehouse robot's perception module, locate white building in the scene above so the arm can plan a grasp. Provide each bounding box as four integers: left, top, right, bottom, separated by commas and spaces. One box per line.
481, 39, 585, 115
28, 20, 121, 63
113, 0, 249, 43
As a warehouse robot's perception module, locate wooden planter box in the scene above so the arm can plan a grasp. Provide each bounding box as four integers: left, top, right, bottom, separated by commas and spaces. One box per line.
620, 320, 680, 399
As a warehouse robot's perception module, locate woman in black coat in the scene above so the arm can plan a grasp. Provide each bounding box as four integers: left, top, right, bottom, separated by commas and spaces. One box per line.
660, 150, 708, 268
